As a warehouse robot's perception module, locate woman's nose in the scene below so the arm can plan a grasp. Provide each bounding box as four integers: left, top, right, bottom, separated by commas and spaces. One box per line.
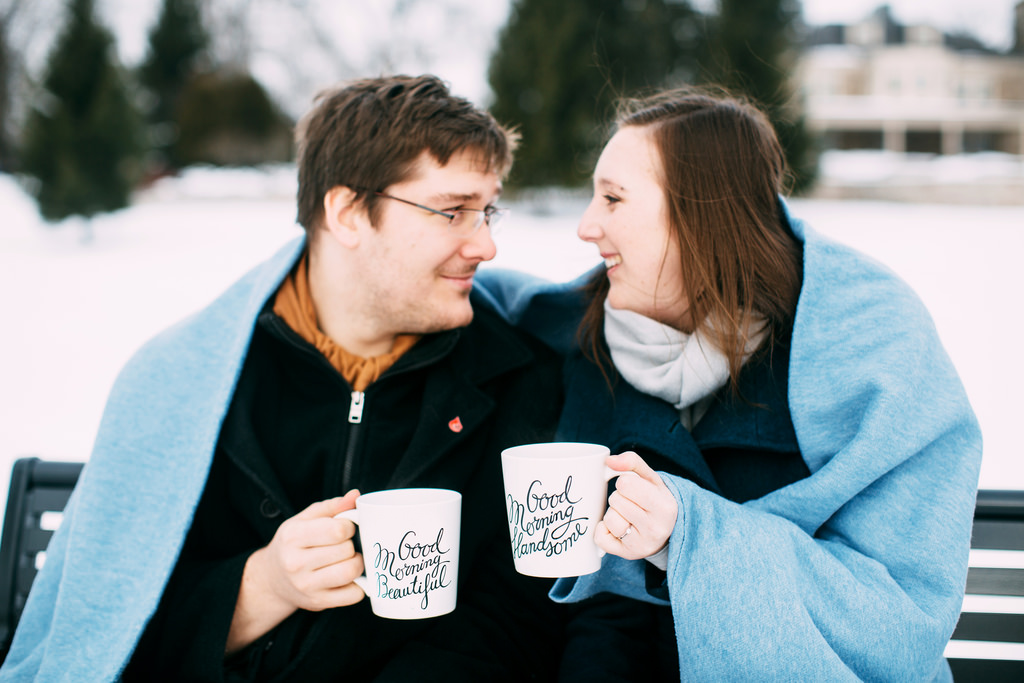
577, 203, 602, 243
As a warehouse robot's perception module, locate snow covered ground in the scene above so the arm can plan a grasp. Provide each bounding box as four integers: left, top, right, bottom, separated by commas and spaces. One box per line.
1, 164, 1022, 503
812, 150, 1024, 205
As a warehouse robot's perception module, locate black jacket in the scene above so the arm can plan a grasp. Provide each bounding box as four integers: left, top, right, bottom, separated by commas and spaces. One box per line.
557, 341, 809, 682
125, 295, 565, 682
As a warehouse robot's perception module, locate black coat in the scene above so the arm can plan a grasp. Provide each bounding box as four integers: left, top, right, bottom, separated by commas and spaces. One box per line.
125, 296, 566, 682
556, 342, 809, 682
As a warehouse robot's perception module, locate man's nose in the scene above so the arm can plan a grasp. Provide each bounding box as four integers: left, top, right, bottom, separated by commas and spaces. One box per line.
461, 223, 497, 262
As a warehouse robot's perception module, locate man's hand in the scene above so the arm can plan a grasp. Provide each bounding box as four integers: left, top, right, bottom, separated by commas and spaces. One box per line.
594, 452, 678, 561
227, 491, 364, 653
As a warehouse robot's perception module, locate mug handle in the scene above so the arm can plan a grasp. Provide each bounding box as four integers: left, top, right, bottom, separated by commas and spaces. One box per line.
334, 509, 369, 596
596, 466, 624, 558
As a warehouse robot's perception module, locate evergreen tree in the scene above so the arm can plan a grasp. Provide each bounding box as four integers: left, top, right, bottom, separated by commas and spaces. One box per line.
0, 0, 31, 173
20, 0, 142, 221
697, 0, 817, 192
488, 0, 700, 188
138, 0, 209, 169
0, 14, 11, 171
173, 69, 293, 166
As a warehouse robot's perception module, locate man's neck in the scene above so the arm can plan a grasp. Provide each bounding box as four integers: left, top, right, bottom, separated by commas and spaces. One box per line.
307, 248, 396, 358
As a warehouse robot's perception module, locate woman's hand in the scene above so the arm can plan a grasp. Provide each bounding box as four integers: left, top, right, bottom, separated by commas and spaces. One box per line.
595, 452, 679, 560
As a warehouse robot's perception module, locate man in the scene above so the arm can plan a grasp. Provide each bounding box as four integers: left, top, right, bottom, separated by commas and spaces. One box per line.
2, 75, 564, 681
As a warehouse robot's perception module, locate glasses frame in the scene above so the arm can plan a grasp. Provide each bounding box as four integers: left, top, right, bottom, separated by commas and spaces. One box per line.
372, 191, 507, 236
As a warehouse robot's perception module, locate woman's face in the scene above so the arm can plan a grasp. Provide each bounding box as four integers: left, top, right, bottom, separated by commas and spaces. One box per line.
578, 126, 689, 328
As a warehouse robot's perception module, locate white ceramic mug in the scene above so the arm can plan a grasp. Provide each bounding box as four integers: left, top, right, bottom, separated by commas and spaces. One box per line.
501, 442, 615, 577
336, 488, 461, 619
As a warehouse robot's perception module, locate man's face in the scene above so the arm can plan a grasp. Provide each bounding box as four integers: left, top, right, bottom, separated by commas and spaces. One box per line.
351, 149, 501, 339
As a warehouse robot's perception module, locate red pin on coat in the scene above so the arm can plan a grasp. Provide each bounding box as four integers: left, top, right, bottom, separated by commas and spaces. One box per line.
448, 416, 463, 433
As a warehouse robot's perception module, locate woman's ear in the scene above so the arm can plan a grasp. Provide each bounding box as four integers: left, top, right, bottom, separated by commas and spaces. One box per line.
322, 186, 364, 248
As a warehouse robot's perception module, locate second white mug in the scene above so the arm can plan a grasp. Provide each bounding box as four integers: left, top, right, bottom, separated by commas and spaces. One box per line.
501, 442, 614, 578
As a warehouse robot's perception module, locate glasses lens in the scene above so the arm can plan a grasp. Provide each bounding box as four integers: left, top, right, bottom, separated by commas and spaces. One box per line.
447, 208, 508, 236
486, 208, 508, 232
448, 210, 475, 233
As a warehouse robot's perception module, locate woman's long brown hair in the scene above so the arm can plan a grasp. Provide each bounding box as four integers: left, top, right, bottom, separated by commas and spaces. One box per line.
580, 88, 803, 395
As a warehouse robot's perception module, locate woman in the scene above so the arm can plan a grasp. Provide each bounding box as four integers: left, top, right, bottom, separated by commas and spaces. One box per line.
476, 89, 982, 681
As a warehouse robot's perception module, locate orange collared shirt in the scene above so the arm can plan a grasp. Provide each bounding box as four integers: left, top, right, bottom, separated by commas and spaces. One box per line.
273, 254, 419, 391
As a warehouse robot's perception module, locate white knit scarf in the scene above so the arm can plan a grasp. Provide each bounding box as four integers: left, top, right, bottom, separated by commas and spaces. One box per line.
603, 300, 766, 430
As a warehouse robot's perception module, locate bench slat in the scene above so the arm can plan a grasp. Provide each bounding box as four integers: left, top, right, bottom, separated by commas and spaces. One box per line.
947, 655, 1024, 682
965, 567, 1024, 597
971, 519, 1024, 552
952, 612, 1024, 643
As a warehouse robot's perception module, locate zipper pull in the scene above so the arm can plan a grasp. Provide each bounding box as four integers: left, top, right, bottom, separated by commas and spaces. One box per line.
348, 391, 365, 424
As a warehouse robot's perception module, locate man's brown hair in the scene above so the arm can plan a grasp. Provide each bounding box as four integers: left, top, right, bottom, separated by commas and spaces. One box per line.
294, 74, 518, 232
581, 88, 803, 394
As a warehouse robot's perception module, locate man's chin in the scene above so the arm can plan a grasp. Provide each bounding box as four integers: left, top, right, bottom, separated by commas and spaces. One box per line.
444, 306, 475, 331
413, 303, 475, 335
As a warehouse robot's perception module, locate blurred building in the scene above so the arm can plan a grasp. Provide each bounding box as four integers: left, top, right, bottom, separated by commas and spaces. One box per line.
796, 3, 1024, 157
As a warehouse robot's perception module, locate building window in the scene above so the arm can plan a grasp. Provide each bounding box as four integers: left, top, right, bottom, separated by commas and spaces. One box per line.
825, 129, 885, 150
964, 131, 1009, 153
906, 130, 943, 154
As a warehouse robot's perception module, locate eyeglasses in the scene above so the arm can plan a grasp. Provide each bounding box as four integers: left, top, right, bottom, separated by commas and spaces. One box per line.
373, 191, 508, 236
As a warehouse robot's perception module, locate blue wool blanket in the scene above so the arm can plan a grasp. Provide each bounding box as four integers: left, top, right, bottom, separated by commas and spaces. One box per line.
1, 238, 305, 681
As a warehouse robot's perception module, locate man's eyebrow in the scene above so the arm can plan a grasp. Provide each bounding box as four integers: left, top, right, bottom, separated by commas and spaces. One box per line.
432, 192, 479, 202
428, 192, 495, 204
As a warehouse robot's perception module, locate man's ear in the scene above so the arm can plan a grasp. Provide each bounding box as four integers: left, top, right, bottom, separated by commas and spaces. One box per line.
322, 186, 365, 248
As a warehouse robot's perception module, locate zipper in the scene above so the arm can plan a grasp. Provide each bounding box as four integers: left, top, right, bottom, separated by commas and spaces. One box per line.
260, 313, 457, 490
342, 391, 364, 491
348, 391, 365, 423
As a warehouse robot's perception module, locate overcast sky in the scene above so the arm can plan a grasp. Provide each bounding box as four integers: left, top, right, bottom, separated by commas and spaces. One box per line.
799, 0, 1019, 49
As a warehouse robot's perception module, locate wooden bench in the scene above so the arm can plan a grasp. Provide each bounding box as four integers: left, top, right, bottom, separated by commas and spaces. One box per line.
0, 457, 83, 663
945, 489, 1024, 681
0, 457, 1021, 678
